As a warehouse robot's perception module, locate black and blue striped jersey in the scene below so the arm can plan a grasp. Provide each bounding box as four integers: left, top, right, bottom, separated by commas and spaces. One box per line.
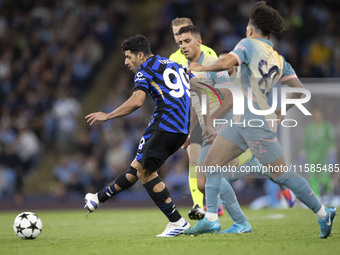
134, 55, 191, 134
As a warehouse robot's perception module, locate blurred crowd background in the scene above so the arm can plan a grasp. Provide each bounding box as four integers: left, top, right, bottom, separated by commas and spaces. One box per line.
0, 0, 339, 208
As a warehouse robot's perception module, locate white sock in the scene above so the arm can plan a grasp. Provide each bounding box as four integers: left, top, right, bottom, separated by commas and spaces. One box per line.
205, 212, 218, 222
316, 205, 327, 219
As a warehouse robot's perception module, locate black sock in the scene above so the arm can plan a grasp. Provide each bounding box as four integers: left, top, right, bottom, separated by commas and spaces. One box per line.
98, 166, 137, 203
143, 176, 181, 222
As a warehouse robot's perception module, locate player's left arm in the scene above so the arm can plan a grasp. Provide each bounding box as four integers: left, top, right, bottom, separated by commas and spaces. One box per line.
86, 90, 146, 125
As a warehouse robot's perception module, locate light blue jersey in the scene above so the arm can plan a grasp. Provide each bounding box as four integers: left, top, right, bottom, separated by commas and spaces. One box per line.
230, 38, 297, 132
219, 38, 298, 164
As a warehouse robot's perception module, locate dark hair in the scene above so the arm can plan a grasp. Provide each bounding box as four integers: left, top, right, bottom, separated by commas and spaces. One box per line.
178, 25, 201, 37
121, 35, 151, 55
249, 1, 285, 36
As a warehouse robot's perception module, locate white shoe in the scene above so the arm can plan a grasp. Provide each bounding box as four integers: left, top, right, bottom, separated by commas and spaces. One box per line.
156, 218, 190, 237
84, 193, 100, 213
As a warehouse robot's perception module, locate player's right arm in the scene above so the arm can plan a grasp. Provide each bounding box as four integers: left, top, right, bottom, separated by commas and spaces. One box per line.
189, 54, 238, 73
85, 90, 146, 125
189, 39, 250, 73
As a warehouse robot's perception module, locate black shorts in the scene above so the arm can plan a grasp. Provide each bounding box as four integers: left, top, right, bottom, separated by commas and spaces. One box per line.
190, 123, 203, 145
136, 129, 188, 172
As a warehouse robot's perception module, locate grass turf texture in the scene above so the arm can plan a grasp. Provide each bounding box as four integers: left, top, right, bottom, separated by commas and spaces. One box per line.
0, 207, 339, 255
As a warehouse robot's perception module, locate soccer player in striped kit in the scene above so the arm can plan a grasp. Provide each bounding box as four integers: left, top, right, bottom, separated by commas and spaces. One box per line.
84, 35, 191, 237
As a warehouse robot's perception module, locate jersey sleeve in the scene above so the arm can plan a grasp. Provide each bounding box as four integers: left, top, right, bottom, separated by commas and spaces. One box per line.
230, 39, 253, 66
280, 58, 298, 82
134, 66, 153, 93
211, 70, 229, 84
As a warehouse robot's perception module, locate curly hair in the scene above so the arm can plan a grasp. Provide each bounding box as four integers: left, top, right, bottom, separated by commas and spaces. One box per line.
249, 1, 285, 36
121, 35, 151, 55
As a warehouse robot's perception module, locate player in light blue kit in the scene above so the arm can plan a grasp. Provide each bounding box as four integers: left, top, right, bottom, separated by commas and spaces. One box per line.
178, 24, 253, 233
186, 2, 336, 238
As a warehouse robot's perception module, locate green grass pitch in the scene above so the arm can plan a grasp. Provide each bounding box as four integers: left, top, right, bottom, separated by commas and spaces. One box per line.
1, 207, 339, 255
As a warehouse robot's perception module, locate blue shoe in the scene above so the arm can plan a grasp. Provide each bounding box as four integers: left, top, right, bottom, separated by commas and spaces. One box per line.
219, 222, 252, 234
183, 217, 221, 235
281, 188, 296, 208
319, 207, 337, 238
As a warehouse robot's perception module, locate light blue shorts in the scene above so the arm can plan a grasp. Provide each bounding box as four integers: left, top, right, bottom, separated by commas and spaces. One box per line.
219, 125, 282, 165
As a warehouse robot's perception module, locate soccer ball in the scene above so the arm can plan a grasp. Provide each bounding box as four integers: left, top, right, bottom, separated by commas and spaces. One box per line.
13, 212, 43, 239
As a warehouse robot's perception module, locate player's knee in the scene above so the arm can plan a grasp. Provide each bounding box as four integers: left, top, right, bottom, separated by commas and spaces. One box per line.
153, 182, 165, 193
125, 166, 138, 183
228, 158, 238, 167
143, 176, 171, 205
131, 159, 143, 172
138, 169, 156, 184
126, 173, 137, 183
136, 169, 143, 180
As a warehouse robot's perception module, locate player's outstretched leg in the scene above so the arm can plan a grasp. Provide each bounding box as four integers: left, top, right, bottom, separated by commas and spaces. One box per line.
84, 166, 138, 213
142, 174, 189, 237
219, 179, 252, 234
271, 155, 336, 238
185, 173, 222, 235
157, 218, 190, 237
319, 207, 337, 238
219, 222, 252, 234
183, 217, 221, 235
